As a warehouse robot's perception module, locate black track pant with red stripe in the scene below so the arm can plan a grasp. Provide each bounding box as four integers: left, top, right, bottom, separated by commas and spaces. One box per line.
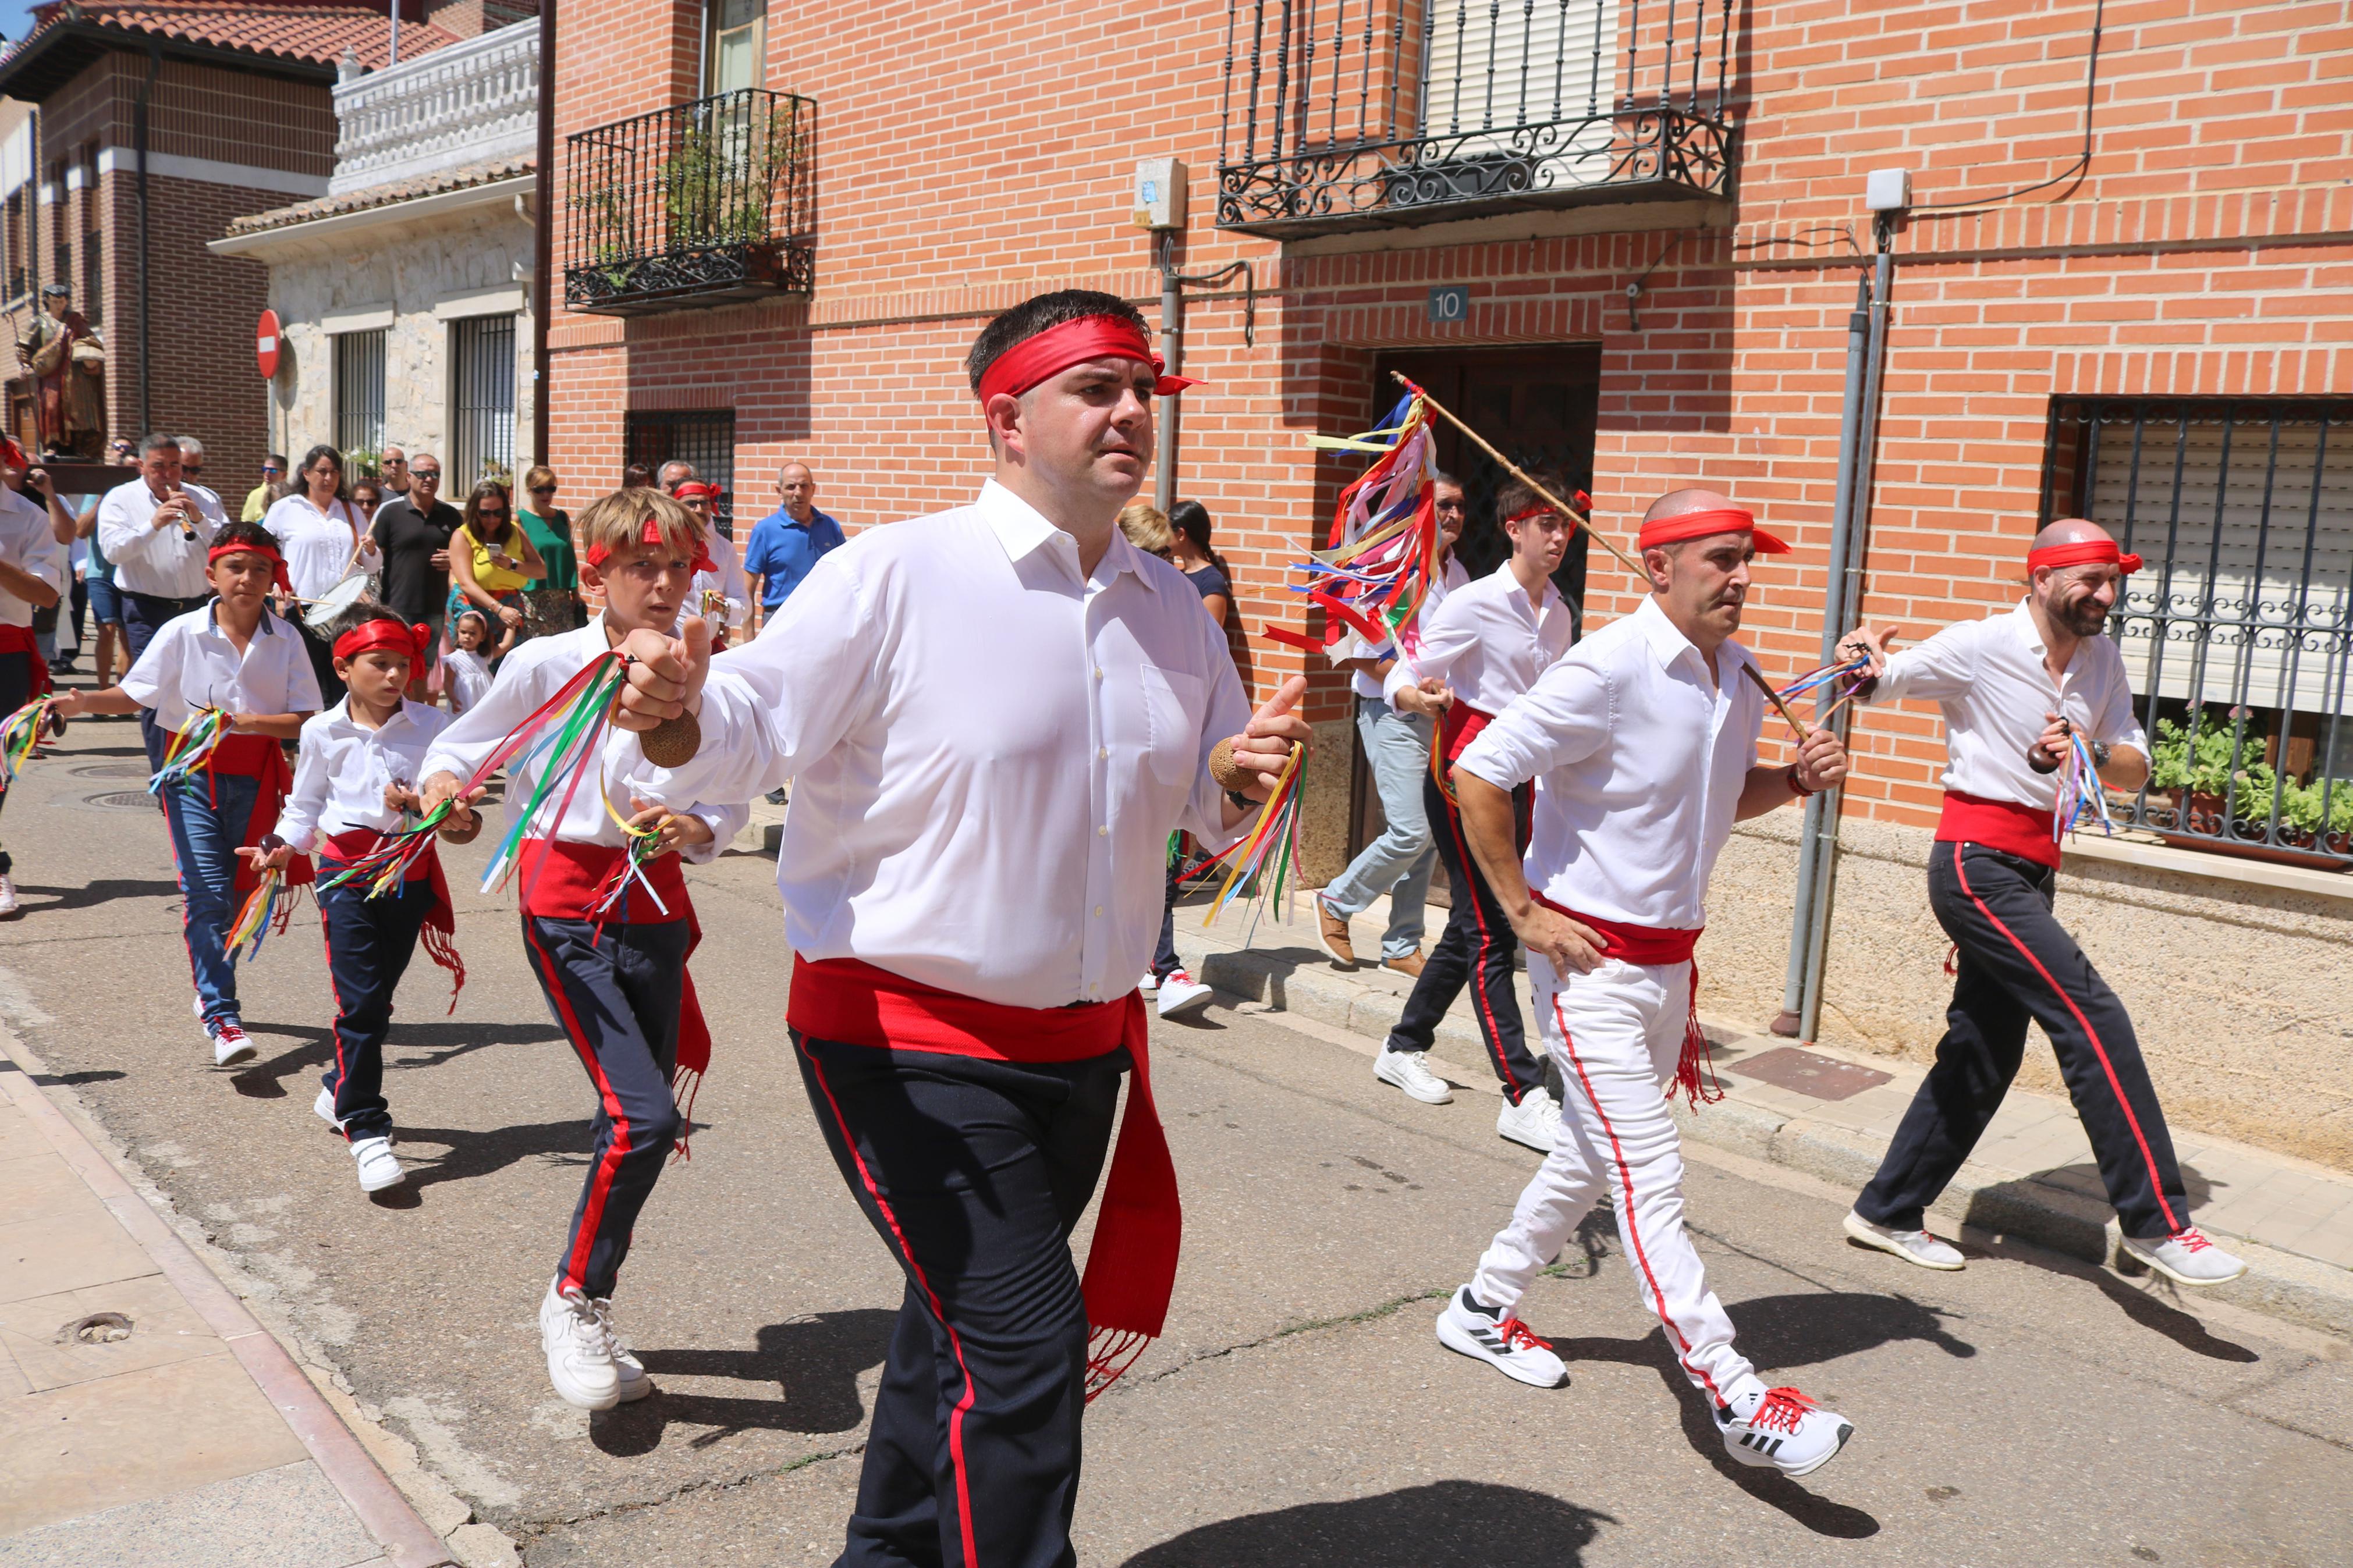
793, 1032, 1127, 1568
320, 878, 435, 1143
523, 915, 687, 1300
1857, 841, 2192, 1243
1383, 774, 1543, 1104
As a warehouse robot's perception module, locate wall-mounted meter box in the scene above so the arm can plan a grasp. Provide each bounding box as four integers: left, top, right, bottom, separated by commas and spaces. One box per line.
1133, 158, 1188, 230
1865, 168, 1911, 212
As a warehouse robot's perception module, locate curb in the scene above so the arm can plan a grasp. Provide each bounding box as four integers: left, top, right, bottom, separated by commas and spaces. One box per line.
0, 1028, 464, 1568
1176, 929, 2353, 1342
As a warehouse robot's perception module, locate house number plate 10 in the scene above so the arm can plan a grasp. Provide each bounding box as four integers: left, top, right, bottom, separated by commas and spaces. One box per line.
1428, 286, 1470, 324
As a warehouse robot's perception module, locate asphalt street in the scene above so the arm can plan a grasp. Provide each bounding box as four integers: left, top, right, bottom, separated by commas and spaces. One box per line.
5, 710, 2350, 1567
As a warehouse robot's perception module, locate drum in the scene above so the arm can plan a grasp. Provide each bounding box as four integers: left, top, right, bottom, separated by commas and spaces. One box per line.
300, 573, 373, 635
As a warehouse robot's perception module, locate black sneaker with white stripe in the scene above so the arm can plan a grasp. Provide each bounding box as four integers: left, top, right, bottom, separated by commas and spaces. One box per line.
1716, 1382, 1854, 1478
1435, 1285, 1568, 1388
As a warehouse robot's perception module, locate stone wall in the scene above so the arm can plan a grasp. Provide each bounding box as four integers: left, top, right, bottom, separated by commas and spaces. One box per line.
1702, 813, 2353, 1174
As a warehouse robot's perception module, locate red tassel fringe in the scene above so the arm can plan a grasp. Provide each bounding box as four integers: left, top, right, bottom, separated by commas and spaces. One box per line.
1085, 1326, 1151, 1403
1671, 962, 1725, 1111
421, 923, 467, 1016
669, 1065, 702, 1161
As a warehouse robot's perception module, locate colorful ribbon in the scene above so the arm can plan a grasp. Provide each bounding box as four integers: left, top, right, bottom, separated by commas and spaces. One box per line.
473, 652, 634, 897
225, 862, 301, 965
2054, 728, 2117, 844
1269, 389, 1445, 663
587, 785, 672, 923
314, 799, 452, 899
0, 696, 56, 792
148, 708, 228, 795
1181, 744, 1307, 945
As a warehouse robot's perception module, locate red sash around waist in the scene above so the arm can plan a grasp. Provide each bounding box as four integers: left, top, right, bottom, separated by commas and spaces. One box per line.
321, 826, 465, 1011
1439, 701, 1496, 763
1528, 893, 1722, 1109
0, 624, 51, 699
787, 954, 1180, 1388
1936, 790, 2060, 870
188, 733, 297, 896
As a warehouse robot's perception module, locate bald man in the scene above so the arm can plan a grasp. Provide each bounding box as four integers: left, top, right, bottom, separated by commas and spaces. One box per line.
1433, 488, 1859, 1478
1837, 519, 2246, 1287
743, 462, 843, 631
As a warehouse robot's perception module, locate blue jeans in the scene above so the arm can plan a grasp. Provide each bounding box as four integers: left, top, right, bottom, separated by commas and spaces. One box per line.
1318, 697, 1436, 960
162, 771, 260, 1028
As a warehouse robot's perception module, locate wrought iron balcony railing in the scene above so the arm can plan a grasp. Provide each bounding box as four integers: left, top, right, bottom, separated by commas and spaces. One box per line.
1217, 0, 1735, 236
564, 89, 815, 317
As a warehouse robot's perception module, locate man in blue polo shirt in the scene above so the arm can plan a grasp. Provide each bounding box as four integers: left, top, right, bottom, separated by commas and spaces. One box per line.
742, 462, 844, 633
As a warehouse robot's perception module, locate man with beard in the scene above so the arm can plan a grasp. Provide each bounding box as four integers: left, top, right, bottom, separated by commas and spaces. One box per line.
1837, 517, 2246, 1288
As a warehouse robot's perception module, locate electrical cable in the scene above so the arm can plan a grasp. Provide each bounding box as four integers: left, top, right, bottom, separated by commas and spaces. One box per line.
1911, 0, 2106, 218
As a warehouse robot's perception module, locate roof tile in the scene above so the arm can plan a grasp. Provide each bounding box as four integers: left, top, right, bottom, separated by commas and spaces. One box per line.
24, 3, 462, 72
225, 154, 533, 234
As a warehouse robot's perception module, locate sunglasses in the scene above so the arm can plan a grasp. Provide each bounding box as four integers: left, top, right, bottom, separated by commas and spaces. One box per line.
530, 485, 556, 493
413, 471, 442, 481
477, 507, 509, 518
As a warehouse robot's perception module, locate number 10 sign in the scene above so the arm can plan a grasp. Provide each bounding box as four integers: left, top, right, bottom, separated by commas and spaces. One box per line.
1427, 286, 1470, 324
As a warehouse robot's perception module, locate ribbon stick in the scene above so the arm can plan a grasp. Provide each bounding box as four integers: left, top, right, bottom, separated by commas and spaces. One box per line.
225, 863, 300, 965
589, 785, 672, 923
316, 801, 455, 899
148, 707, 228, 795
1181, 744, 1307, 945
2054, 728, 2117, 844
1265, 390, 1446, 662
0, 696, 57, 792
470, 652, 633, 895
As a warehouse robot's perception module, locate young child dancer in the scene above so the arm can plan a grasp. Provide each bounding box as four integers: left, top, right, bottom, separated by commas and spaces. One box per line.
243, 611, 463, 1194
419, 488, 744, 1411
56, 519, 321, 1065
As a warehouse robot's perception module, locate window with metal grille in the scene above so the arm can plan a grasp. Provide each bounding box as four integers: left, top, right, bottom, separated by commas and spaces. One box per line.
2, 193, 20, 302
624, 408, 737, 535
80, 229, 99, 324
2043, 398, 2353, 864
451, 314, 518, 486
333, 329, 387, 460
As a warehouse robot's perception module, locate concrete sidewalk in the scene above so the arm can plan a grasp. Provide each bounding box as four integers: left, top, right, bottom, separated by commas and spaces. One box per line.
0, 1024, 474, 1567
1171, 888, 2353, 1339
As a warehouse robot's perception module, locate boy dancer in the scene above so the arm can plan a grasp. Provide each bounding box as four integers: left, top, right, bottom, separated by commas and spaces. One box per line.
57, 520, 320, 1065
0, 449, 65, 916
1838, 518, 2246, 1286
604, 290, 1310, 1568
420, 489, 746, 1410
245, 611, 462, 1193
1435, 489, 1859, 1479
1372, 477, 1577, 1151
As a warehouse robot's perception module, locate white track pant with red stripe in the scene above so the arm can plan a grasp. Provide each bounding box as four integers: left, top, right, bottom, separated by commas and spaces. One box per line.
1468, 951, 1752, 1405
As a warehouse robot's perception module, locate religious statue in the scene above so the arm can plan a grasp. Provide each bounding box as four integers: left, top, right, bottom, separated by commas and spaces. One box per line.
18, 283, 105, 460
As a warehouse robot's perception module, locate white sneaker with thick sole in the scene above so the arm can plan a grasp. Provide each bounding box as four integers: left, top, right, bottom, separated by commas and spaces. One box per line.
1155, 970, 1215, 1019
1435, 1286, 1567, 1388
1843, 1210, 1964, 1271
1138, 972, 1159, 995
0, 873, 20, 918
1496, 1085, 1562, 1153
2121, 1228, 2247, 1286
209, 1020, 255, 1068
540, 1281, 620, 1410
1717, 1381, 1854, 1478
350, 1136, 405, 1193
1374, 1049, 1454, 1105
594, 1297, 653, 1403
314, 1086, 345, 1130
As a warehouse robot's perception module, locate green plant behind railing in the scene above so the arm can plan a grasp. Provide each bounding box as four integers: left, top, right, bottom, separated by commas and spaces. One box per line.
2146, 706, 2343, 833
664, 98, 799, 250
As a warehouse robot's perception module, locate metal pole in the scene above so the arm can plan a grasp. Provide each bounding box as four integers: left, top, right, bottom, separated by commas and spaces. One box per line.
1798, 246, 1894, 1044
1772, 270, 1872, 1035
1155, 231, 1182, 515
531, 0, 553, 470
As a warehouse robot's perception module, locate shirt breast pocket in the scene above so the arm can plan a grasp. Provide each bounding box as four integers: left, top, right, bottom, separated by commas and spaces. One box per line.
1140, 664, 1206, 788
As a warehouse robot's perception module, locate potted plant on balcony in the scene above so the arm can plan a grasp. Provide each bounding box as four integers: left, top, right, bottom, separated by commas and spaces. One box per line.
665, 98, 798, 254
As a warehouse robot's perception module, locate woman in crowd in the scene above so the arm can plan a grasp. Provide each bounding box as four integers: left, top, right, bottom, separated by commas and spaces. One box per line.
351, 478, 384, 524
446, 478, 545, 655
265, 443, 377, 701
517, 466, 580, 635
1169, 497, 1235, 630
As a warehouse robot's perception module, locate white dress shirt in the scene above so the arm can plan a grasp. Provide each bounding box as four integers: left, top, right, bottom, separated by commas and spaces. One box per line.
419, 617, 743, 862
95, 478, 229, 600
263, 493, 370, 600
639, 479, 1257, 1009
120, 603, 324, 732
1867, 599, 2149, 812
1457, 596, 1765, 930
277, 699, 453, 853
1382, 559, 1575, 715
1336, 553, 1468, 700
0, 486, 63, 628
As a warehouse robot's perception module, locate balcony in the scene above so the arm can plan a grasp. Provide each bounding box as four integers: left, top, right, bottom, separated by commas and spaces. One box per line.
1216, 0, 1736, 237
331, 19, 540, 195
563, 89, 815, 317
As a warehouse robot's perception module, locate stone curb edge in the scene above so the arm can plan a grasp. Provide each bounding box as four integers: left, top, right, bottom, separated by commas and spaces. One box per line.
0, 1028, 464, 1568
1177, 931, 2353, 1342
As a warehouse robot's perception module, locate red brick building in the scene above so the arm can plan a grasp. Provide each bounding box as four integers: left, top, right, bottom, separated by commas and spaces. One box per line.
548, 1, 2353, 1162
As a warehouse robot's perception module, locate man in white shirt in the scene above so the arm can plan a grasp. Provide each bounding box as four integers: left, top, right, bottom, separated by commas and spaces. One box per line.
606, 289, 1311, 1568
1315, 472, 1468, 977
673, 481, 749, 642
1838, 518, 2246, 1288
95, 434, 229, 767
0, 458, 66, 916
1431, 486, 1858, 1477
1368, 477, 1578, 1151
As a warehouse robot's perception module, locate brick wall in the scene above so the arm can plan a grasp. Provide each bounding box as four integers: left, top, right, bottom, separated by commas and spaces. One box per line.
546, 0, 2353, 817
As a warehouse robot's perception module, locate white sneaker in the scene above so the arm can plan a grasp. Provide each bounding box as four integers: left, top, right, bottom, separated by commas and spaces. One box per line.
0, 873, 20, 918
1435, 1286, 1567, 1388
1138, 971, 1160, 995
2121, 1228, 2248, 1286
350, 1136, 404, 1193
1718, 1381, 1854, 1478
1843, 1210, 1964, 1271
540, 1281, 620, 1411
1496, 1085, 1562, 1153
1155, 969, 1215, 1019
314, 1086, 345, 1130
1374, 1048, 1454, 1105
593, 1297, 652, 1403
209, 1019, 255, 1068
193, 994, 207, 1022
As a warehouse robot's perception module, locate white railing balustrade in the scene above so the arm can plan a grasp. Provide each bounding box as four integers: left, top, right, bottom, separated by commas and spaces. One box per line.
330, 19, 539, 195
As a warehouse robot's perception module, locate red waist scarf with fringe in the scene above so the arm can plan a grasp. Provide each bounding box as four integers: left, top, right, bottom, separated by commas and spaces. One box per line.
318, 827, 466, 1011
1531, 891, 1723, 1108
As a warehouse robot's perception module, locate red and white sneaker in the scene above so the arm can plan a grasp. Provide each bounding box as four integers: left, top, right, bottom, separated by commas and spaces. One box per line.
1717, 1382, 1854, 1478
209, 1019, 256, 1068
1435, 1285, 1567, 1388
2121, 1227, 2246, 1286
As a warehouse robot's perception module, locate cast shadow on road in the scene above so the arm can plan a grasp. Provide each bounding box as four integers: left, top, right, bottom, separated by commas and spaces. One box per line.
591, 1306, 900, 1456
1544, 1290, 1961, 1538
20, 878, 180, 914
229, 1021, 564, 1100
388, 1119, 594, 1193
1122, 1480, 1614, 1566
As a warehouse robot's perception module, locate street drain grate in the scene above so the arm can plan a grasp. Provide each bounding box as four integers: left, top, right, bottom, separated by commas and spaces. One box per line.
84, 791, 157, 812
58, 1311, 133, 1345
70, 762, 150, 780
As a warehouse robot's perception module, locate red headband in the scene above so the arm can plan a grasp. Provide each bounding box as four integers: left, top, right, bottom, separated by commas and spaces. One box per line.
209, 539, 291, 592
674, 481, 721, 502
1503, 493, 1591, 527
585, 518, 718, 574
974, 314, 1203, 406
2028, 539, 2142, 575
333, 619, 431, 664
1635, 506, 1792, 555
